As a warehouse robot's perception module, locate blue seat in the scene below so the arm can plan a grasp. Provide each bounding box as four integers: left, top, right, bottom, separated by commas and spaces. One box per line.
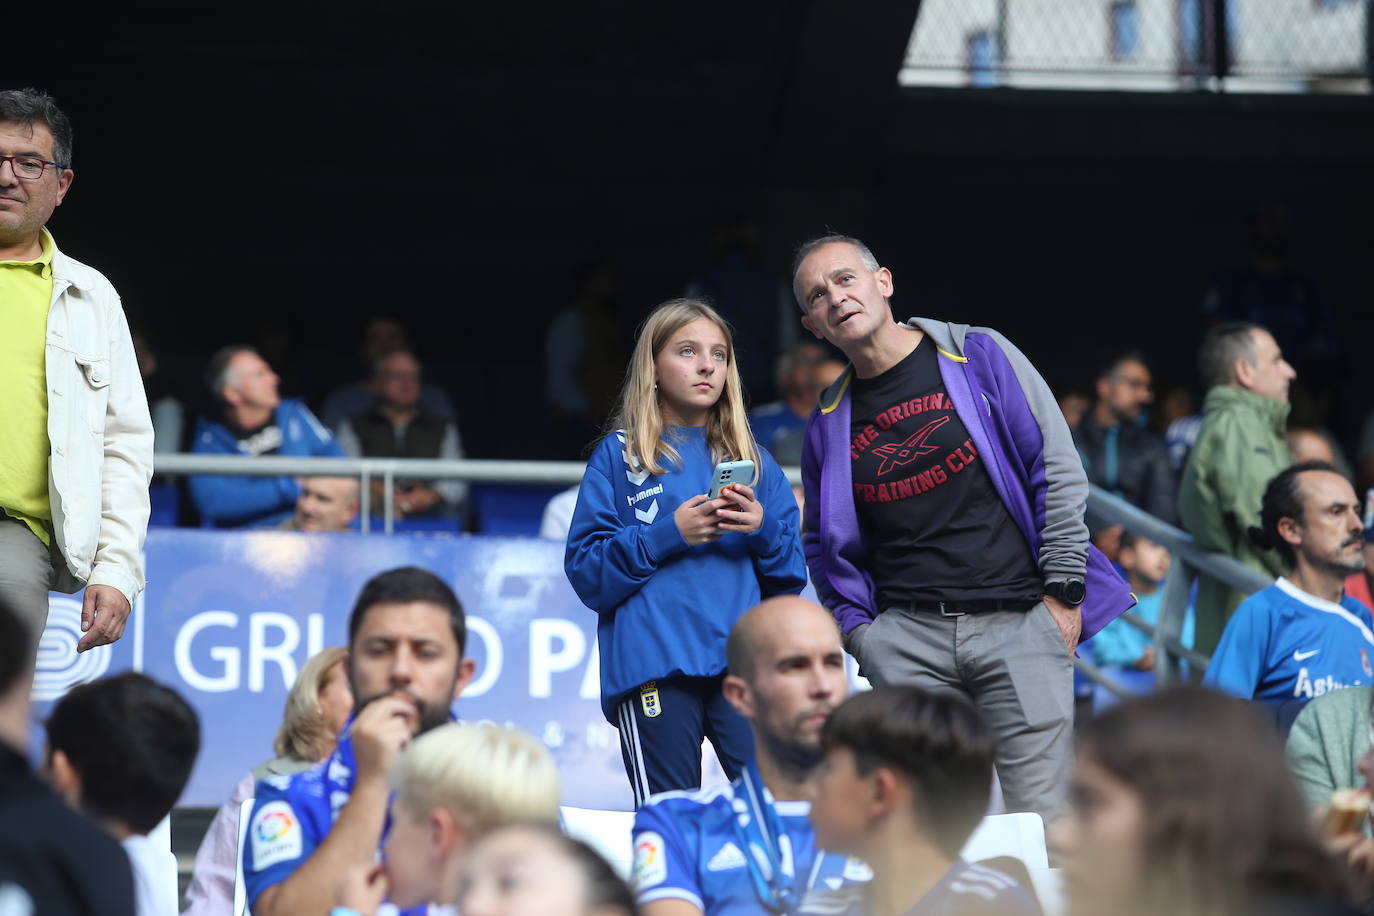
470, 483, 566, 535
148, 482, 180, 527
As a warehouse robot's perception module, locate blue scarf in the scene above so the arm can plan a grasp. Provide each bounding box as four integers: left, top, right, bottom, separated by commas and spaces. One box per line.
322, 727, 358, 824
731, 761, 800, 914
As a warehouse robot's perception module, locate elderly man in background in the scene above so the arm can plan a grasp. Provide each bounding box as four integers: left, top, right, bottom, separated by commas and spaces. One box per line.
1178, 320, 1296, 654
189, 345, 344, 528
0, 88, 152, 660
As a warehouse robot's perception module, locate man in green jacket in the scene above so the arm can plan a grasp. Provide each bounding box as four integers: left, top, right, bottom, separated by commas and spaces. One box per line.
1179, 321, 1296, 654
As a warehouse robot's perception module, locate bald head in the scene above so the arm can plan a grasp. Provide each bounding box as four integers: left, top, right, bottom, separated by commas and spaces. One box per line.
727, 596, 840, 683
294, 476, 361, 532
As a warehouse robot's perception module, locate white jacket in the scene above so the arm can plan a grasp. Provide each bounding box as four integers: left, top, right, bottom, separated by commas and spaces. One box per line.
44, 233, 153, 605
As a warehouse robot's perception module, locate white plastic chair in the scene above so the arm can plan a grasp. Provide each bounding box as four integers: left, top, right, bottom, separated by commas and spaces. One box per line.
559, 806, 637, 879
958, 811, 1049, 870
1029, 867, 1066, 916
234, 797, 255, 916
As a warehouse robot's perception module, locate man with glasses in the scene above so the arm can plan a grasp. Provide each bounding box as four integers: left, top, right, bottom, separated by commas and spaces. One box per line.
0, 88, 152, 665
1072, 351, 1176, 558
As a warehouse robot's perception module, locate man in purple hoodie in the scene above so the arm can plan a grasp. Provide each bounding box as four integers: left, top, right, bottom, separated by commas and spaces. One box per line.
793, 234, 1133, 823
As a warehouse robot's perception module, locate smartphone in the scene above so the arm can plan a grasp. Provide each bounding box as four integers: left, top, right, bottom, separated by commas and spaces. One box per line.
708, 460, 755, 499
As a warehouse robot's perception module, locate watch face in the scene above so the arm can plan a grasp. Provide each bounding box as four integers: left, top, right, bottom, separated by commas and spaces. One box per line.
1064, 579, 1086, 604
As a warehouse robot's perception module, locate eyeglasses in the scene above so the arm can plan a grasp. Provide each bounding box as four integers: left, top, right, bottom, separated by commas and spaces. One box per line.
0, 155, 61, 181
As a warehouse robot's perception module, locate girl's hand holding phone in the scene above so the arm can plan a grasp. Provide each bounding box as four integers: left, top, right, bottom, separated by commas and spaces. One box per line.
675, 494, 726, 545
715, 483, 763, 534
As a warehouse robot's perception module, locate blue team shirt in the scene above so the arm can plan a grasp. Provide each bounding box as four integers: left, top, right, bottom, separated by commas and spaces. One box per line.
808, 859, 1040, 916
631, 780, 870, 915
1204, 578, 1374, 705
243, 718, 450, 914
242, 733, 359, 909
565, 426, 807, 720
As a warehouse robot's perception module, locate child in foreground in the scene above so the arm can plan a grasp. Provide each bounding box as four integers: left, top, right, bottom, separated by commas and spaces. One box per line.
808, 686, 1039, 916
332, 721, 561, 916
458, 823, 639, 916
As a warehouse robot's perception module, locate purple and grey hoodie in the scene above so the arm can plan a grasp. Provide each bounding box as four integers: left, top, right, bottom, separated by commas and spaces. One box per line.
800, 317, 1133, 641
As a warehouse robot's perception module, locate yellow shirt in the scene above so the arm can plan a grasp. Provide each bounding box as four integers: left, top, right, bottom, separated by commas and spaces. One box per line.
0, 230, 55, 545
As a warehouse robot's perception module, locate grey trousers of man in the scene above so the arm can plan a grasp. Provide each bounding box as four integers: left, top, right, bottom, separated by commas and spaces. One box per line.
857, 603, 1073, 823
0, 517, 56, 655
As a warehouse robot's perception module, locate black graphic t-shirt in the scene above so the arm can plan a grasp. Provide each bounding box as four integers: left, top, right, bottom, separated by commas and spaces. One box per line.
850, 337, 1041, 606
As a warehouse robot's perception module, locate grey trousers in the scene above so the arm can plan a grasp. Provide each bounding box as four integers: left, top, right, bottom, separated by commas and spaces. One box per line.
858, 603, 1073, 823
0, 516, 55, 655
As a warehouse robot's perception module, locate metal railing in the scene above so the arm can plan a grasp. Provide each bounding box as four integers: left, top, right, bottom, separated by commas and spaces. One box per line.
1078, 486, 1271, 698
152, 453, 804, 534
154, 454, 1268, 695
157, 454, 590, 534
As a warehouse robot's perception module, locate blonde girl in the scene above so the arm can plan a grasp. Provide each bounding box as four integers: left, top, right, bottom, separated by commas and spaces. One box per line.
565, 299, 806, 804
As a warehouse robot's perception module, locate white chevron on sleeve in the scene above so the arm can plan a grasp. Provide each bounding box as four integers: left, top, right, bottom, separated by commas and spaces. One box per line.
621, 439, 650, 485
634, 500, 659, 524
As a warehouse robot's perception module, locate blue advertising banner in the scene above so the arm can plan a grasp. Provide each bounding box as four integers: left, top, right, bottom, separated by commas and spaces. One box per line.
32, 529, 638, 810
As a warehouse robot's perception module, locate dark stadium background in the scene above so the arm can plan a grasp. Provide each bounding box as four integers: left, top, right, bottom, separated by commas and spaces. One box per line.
5, 2, 1372, 458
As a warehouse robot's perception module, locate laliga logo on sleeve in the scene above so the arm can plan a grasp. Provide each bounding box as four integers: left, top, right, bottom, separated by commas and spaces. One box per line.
251, 801, 303, 869
632, 831, 667, 890
32, 596, 113, 702
257, 807, 295, 842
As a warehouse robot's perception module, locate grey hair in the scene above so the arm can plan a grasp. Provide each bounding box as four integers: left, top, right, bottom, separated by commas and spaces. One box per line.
1198, 321, 1263, 390
790, 234, 881, 308
0, 88, 73, 169
204, 344, 259, 400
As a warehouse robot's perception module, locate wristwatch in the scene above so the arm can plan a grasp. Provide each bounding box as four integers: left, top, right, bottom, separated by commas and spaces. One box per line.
1044, 578, 1086, 606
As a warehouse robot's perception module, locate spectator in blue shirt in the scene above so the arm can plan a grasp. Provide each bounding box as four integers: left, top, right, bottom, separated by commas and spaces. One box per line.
1204, 461, 1373, 715
1091, 532, 1194, 675
189, 345, 345, 527
748, 342, 825, 461
629, 596, 868, 915
243, 567, 476, 916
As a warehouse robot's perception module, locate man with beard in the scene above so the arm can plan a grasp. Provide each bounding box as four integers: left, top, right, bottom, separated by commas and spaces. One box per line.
1205, 462, 1374, 717
243, 567, 476, 916
630, 596, 871, 915
1072, 351, 1175, 558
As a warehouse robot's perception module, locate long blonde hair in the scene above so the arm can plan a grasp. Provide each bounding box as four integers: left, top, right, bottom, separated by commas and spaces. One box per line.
609, 299, 760, 478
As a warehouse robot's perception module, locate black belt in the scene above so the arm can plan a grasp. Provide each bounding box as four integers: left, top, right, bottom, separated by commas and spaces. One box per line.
901, 597, 1039, 616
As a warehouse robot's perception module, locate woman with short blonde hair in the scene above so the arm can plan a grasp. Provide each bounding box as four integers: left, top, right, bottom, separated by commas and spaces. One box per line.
271, 645, 350, 766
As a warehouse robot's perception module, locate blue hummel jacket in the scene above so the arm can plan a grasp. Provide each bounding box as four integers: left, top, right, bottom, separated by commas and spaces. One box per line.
565, 426, 806, 720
